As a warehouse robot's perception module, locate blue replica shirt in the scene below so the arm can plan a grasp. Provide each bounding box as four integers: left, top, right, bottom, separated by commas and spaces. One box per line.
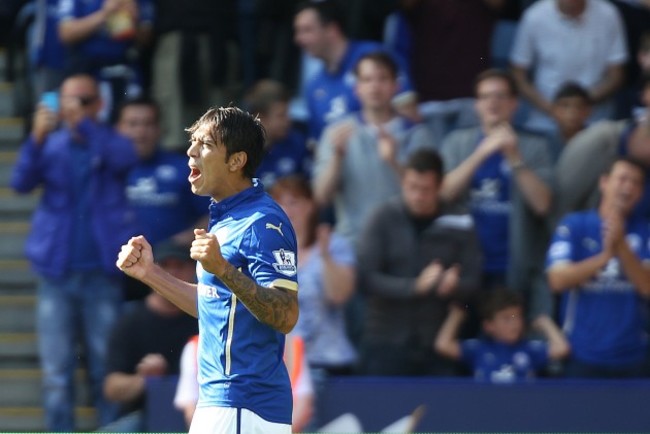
305, 40, 412, 141
255, 129, 312, 188
461, 338, 549, 383
546, 211, 650, 367
196, 180, 298, 424
58, 0, 154, 64
469, 151, 511, 273
33, 0, 66, 70
126, 150, 209, 244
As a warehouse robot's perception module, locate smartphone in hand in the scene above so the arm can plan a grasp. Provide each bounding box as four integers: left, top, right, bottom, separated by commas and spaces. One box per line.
40, 91, 59, 113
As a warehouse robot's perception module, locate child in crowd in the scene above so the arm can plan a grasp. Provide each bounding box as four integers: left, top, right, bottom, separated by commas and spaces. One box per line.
435, 289, 569, 383
549, 82, 592, 161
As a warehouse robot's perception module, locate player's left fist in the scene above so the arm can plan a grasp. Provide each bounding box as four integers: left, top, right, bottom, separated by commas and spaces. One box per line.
191, 228, 226, 276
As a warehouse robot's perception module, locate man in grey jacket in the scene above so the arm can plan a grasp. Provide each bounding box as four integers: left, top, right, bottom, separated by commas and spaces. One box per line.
357, 149, 481, 376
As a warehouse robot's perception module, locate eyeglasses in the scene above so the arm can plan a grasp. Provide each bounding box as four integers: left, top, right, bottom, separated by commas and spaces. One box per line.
60, 95, 99, 106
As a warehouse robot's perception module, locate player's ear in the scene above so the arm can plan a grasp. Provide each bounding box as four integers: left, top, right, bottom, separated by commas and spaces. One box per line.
228, 151, 247, 172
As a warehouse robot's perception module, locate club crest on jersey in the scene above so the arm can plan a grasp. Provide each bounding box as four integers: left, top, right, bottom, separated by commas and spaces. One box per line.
272, 249, 297, 276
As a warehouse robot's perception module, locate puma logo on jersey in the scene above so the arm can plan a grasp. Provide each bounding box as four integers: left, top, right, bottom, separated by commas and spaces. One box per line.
266, 222, 284, 237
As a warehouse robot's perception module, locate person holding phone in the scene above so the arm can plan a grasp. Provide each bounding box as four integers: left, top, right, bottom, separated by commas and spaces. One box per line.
11, 73, 139, 432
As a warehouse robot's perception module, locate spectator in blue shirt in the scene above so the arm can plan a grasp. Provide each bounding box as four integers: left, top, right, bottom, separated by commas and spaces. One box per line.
116, 96, 209, 246
547, 156, 650, 378
11, 73, 138, 432
293, 0, 416, 143
30, 0, 67, 99
57, 0, 154, 121
245, 80, 313, 189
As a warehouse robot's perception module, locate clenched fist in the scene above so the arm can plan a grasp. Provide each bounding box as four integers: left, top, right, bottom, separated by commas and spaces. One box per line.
116, 235, 154, 280
191, 229, 227, 276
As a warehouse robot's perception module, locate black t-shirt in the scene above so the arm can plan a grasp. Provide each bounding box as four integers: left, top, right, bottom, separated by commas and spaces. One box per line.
105, 301, 198, 415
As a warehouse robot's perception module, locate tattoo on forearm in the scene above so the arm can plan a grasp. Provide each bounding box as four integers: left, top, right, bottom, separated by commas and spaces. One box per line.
220, 263, 296, 332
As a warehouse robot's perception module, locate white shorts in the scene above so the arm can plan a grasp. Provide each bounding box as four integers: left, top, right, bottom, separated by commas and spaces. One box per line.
189, 406, 292, 434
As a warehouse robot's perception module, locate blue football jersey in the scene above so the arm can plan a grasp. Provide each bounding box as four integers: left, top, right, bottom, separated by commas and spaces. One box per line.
546, 211, 650, 367
195, 180, 298, 424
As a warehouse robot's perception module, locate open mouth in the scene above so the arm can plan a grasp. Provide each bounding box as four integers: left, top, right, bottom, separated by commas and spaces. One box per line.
188, 166, 202, 183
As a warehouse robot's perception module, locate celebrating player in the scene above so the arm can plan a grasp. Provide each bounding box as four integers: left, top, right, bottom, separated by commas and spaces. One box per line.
116, 106, 299, 433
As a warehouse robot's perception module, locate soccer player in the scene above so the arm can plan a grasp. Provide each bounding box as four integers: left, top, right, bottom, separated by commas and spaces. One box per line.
116, 106, 299, 433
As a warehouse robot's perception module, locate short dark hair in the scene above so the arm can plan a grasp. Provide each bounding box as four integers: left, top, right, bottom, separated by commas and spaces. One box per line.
354, 51, 399, 79
116, 95, 161, 124
295, 0, 346, 34
186, 106, 266, 179
478, 289, 524, 322
553, 82, 592, 104
474, 68, 518, 97
404, 149, 444, 182
244, 80, 290, 116
605, 155, 647, 179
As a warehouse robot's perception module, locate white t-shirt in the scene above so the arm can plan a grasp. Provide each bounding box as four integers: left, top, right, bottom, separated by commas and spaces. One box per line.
511, 0, 628, 99
510, 0, 628, 130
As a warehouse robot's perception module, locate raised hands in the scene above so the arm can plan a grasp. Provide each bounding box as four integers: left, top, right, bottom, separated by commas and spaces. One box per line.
330, 120, 355, 159
31, 105, 58, 145
377, 126, 398, 163
477, 123, 519, 160
415, 261, 461, 297
191, 228, 227, 277
601, 208, 625, 257
116, 235, 154, 281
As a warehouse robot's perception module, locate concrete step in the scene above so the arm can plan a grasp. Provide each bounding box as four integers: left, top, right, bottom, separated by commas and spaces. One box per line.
0, 82, 14, 118
0, 406, 96, 432
0, 259, 36, 293
0, 117, 24, 144
0, 294, 35, 333
0, 137, 22, 151
0, 149, 17, 185
0, 369, 91, 407
0, 226, 27, 260
0, 332, 37, 360
0, 186, 38, 220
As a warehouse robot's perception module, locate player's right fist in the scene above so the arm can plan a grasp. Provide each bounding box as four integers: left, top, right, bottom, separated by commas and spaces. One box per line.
116, 235, 153, 280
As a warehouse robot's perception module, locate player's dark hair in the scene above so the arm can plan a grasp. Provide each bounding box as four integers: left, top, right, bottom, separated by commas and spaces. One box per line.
295, 0, 347, 35
353, 51, 399, 79
404, 149, 444, 182
186, 106, 266, 179
474, 68, 518, 98
553, 82, 592, 105
478, 288, 524, 322
116, 95, 161, 124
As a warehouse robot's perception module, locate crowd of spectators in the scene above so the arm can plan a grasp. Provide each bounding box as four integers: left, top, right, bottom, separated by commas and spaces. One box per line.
4, 0, 650, 432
